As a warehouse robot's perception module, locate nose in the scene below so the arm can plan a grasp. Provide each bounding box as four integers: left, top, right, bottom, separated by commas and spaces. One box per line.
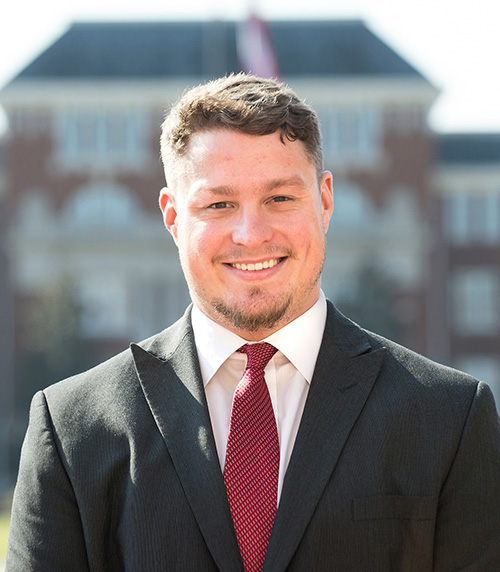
232, 206, 273, 248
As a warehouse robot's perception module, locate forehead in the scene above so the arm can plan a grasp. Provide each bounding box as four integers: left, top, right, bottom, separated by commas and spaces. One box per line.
165, 129, 319, 199
185, 129, 312, 175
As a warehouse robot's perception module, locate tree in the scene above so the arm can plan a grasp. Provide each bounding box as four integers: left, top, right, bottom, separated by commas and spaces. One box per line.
14, 277, 96, 437
335, 259, 402, 343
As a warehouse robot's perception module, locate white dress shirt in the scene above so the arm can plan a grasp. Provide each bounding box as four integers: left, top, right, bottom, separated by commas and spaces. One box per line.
191, 290, 327, 501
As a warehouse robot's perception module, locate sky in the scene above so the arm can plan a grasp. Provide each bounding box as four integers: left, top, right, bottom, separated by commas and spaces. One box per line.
1, 0, 500, 134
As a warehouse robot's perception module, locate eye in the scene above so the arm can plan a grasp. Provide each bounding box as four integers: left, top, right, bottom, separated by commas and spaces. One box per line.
208, 201, 230, 209
270, 195, 292, 203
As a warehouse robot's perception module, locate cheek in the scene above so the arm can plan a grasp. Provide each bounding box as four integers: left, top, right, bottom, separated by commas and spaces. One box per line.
300, 220, 327, 260
178, 224, 214, 266
293, 215, 324, 244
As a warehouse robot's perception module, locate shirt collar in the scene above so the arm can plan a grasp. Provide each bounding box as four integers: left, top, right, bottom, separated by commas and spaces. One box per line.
191, 290, 327, 386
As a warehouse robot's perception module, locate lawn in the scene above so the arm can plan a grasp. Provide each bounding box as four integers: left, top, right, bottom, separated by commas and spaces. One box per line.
0, 512, 9, 561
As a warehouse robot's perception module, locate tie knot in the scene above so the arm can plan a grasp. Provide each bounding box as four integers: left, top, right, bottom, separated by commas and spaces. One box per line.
238, 342, 277, 371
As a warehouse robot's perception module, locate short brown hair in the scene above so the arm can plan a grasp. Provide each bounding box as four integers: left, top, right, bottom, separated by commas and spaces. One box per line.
160, 73, 324, 183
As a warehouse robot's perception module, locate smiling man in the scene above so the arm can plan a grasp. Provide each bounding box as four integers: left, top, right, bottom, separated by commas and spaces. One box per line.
7, 74, 500, 572
159, 127, 333, 339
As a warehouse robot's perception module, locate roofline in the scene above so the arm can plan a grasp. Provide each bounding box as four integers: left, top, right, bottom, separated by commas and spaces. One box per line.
0, 76, 439, 108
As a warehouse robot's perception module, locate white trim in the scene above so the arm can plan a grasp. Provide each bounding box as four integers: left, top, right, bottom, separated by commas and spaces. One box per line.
0, 76, 439, 108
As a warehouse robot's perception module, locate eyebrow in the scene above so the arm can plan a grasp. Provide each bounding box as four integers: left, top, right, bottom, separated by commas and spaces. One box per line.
203, 185, 234, 197
266, 175, 306, 191
202, 175, 306, 197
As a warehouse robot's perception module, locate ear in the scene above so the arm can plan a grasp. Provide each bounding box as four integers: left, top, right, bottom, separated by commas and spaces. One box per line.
319, 171, 334, 232
159, 187, 179, 243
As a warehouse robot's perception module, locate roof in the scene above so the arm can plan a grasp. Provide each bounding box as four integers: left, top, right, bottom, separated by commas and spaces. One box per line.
10, 20, 427, 82
437, 133, 500, 165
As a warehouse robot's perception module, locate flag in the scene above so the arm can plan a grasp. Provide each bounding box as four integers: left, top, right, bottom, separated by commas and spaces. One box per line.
237, 12, 280, 79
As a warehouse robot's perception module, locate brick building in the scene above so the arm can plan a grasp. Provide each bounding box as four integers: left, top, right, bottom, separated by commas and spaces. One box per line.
429, 134, 500, 396
0, 19, 498, 485
0, 134, 15, 491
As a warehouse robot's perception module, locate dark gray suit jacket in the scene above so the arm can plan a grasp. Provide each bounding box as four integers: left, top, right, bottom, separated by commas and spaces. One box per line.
7, 302, 500, 571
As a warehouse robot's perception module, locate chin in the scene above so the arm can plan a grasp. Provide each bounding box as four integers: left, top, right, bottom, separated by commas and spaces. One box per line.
211, 292, 293, 334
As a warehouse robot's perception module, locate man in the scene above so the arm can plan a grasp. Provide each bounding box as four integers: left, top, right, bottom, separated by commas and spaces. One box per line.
7, 74, 500, 571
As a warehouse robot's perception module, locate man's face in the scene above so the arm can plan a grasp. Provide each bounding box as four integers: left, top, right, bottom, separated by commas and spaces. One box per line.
160, 129, 334, 340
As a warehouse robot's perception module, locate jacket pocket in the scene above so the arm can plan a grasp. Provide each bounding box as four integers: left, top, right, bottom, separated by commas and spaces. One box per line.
352, 495, 437, 521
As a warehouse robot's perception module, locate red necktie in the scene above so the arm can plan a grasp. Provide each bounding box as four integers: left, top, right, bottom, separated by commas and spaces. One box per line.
224, 343, 279, 572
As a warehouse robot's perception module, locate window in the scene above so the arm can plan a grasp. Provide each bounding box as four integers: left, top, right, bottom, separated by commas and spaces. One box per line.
54, 108, 148, 168
452, 268, 500, 334
329, 184, 374, 232
318, 108, 380, 163
444, 191, 500, 245
63, 184, 141, 232
444, 192, 468, 244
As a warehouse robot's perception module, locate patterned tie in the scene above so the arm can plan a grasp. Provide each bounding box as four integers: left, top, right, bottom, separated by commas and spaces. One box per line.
224, 342, 279, 572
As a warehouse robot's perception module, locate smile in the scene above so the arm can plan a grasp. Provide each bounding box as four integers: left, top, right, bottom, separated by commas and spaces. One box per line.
229, 258, 282, 271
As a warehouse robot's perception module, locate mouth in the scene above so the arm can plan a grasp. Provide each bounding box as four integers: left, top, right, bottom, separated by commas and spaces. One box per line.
228, 257, 284, 271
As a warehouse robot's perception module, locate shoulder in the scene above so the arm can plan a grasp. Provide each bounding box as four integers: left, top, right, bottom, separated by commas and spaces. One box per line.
368, 329, 477, 390
325, 300, 482, 403
324, 302, 500, 441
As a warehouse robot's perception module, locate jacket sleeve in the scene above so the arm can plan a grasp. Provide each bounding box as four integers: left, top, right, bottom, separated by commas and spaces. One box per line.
6, 390, 90, 572
433, 381, 500, 570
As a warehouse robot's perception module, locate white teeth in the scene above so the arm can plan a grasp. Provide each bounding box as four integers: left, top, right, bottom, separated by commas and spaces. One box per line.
232, 258, 280, 271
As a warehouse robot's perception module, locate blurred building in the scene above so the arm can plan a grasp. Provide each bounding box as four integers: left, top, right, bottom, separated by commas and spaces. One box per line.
0, 19, 498, 485
430, 134, 500, 398
0, 133, 15, 491
0, 19, 437, 346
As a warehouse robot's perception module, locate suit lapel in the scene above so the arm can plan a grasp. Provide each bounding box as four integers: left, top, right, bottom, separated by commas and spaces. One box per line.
264, 303, 386, 572
131, 309, 243, 572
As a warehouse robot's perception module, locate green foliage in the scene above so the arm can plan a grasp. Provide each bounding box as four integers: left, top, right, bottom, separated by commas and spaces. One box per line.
14, 277, 96, 422
336, 259, 402, 342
